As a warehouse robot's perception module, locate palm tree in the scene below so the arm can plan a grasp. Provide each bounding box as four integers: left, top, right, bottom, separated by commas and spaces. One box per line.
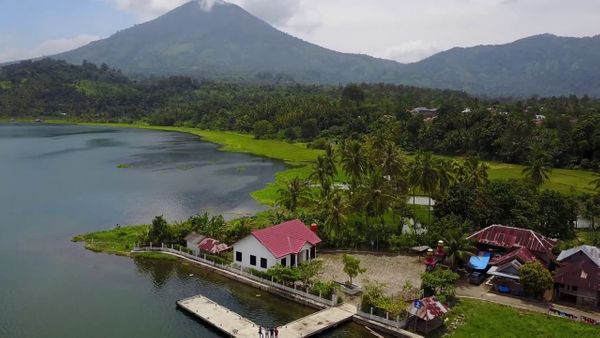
310, 155, 336, 199
379, 141, 405, 181
590, 172, 600, 192
323, 192, 348, 239
410, 152, 439, 224
463, 157, 489, 188
436, 159, 455, 196
360, 169, 392, 250
522, 153, 551, 191
276, 177, 310, 213
340, 140, 366, 192
442, 228, 476, 270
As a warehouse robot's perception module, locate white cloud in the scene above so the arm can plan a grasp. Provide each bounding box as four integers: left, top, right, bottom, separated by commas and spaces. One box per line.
383, 41, 441, 63
0, 34, 100, 63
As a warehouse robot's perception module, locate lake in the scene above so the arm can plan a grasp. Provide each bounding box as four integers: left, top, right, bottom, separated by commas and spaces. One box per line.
0, 124, 367, 338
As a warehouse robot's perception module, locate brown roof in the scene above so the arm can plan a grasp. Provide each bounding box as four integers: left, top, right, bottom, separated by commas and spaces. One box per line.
468, 225, 556, 256
490, 247, 538, 266
555, 260, 600, 291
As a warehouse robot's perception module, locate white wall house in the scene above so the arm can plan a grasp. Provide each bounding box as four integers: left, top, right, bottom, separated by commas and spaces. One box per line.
232, 219, 321, 271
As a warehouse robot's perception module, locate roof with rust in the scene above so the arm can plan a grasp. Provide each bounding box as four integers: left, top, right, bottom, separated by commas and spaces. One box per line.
468, 225, 556, 255
251, 219, 321, 259
557, 245, 600, 267
408, 297, 449, 321
555, 259, 600, 291
490, 247, 538, 266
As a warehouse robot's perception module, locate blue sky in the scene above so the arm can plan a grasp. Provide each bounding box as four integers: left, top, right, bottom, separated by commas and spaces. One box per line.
1, 0, 599, 63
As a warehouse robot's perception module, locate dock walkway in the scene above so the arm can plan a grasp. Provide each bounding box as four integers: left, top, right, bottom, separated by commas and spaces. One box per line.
177, 295, 356, 338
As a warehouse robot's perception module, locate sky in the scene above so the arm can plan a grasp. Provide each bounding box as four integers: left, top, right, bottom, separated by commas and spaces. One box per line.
1, 0, 599, 63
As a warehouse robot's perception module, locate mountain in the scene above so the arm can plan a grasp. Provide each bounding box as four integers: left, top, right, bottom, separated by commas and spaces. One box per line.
55, 0, 403, 84
398, 34, 600, 97
53, 1, 600, 97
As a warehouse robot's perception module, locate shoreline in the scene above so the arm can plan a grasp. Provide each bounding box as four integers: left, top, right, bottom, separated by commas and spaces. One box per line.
2, 119, 595, 195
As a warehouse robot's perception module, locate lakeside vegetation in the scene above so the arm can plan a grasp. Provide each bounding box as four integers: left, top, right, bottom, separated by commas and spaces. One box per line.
441, 299, 599, 337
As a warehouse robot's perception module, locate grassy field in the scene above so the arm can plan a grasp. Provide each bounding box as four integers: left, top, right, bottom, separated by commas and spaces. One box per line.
440, 299, 599, 338
4, 120, 596, 200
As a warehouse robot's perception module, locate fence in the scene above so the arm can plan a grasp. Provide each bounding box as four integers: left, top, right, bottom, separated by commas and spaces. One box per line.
133, 244, 337, 307
356, 304, 407, 329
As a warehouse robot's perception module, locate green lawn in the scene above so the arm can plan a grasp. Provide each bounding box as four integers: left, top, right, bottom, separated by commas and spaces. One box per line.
440, 299, 599, 338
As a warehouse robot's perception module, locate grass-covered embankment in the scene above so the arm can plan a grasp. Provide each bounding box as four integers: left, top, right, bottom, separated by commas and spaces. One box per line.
72, 224, 175, 260
440, 298, 599, 337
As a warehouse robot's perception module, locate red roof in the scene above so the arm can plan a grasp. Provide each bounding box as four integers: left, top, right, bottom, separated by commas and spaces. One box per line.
252, 219, 321, 259
198, 237, 229, 254
468, 225, 556, 256
408, 297, 449, 321
490, 247, 537, 266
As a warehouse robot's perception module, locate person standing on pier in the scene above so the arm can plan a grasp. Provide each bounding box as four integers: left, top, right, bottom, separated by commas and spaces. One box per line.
269, 327, 274, 337
274, 327, 279, 338
258, 326, 263, 338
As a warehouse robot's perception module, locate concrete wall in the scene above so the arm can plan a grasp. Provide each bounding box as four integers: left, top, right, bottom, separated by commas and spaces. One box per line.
233, 235, 276, 271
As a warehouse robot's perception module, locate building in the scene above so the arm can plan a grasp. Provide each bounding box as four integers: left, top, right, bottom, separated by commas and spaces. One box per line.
554, 245, 600, 308
406, 297, 449, 334
185, 232, 230, 254
467, 224, 556, 266
410, 107, 439, 120
232, 219, 322, 271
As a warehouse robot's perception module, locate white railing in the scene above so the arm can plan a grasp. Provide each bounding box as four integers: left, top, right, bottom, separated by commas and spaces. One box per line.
133, 245, 337, 307
356, 304, 407, 328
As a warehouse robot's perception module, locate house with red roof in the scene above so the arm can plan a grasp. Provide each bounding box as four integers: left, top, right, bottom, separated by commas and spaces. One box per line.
185, 232, 230, 254
232, 219, 322, 271
468, 224, 556, 265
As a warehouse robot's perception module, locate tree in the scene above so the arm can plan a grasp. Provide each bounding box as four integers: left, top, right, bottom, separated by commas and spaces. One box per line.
322, 192, 348, 239
147, 215, 169, 244
342, 254, 366, 285
340, 139, 366, 192
409, 152, 439, 224
360, 169, 393, 249
252, 120, 274, 139
341, 84, 365, 106
442, 228, 476, 270
420, 269, 460, 302
461, 157, 489, 189
522, 152, 552, 191
519, 261, 553, 296
276, 177, 310, 213
537, 190, 577, 240
311, 154, 336, 199
590, 172, 600, 192
297, 259, 324, 285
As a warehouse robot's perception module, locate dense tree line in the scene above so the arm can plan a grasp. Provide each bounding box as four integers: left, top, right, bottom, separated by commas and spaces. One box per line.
2, 59, 600, 169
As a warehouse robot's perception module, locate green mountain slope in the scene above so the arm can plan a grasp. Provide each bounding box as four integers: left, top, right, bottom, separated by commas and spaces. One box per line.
55, 0, 403, 83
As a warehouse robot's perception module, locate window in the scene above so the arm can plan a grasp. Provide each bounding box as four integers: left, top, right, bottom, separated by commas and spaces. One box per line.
311, 247, 316, 259
260, 258, 267, 269
290, 254, 296, 267
250, 255, 256, 266
281, 258, 287, 267
305, 250, 309, 260
235, 251, 242, 262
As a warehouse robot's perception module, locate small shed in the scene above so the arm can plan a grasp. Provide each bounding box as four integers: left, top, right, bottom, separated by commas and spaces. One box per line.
406, 296, 449, 334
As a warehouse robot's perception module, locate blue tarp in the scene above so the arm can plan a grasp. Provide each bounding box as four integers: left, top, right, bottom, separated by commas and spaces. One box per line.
469, 251, 491, 270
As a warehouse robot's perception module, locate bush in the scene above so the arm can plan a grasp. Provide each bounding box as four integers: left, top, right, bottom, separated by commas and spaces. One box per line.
421, 268, 460, 302
310, 281, 339, 299
361, 281, 407, 318
519, 261, 553, 296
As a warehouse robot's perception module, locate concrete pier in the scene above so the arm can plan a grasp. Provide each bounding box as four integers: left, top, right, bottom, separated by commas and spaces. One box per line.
177, 295, 356, 338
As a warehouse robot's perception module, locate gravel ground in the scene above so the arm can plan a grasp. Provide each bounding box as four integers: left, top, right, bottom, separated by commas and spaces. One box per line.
317, 252, 426, 296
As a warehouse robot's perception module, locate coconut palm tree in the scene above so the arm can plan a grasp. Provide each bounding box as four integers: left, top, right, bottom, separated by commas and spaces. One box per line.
590, 172, 600, 192
522, 153, 551, 191
311, 155, 336, 199
436, 159, 456, 196
276, 177, 310, 213
463, 157, 489, 188
410, 152, 439, 224
340, 139, 366, 192
360, 169, 393, 250
442, 228, 476, 270
322, 192, 348, 239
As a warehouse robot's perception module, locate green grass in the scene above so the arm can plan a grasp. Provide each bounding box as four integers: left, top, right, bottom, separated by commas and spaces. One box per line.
72, 225, 147, 256
440, 299, 599, 338
132, 251, 177, 261
116, 163, 130, 169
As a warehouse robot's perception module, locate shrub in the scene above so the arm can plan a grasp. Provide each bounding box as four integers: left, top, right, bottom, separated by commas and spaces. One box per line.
310, 281, 339, 299
519, 261, 553, 296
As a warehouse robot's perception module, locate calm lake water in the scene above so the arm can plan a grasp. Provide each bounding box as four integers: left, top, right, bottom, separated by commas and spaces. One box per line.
0, 124, 368, 338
